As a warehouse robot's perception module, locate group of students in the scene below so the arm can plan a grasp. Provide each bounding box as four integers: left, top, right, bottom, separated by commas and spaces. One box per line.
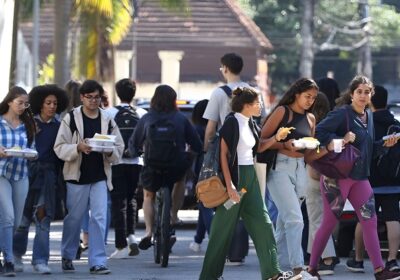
196, 53, 400, 280
0, 77, 203, 277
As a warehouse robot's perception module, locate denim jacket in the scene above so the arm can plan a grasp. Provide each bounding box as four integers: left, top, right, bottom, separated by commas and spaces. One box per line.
315, 105, 386, 180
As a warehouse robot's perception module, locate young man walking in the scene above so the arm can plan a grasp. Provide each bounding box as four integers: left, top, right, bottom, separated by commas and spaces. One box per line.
107, 79, 147, 259
54, 80, 124, 274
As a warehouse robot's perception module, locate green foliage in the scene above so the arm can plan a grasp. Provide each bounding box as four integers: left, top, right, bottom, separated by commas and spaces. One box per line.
38, 54, 54, 84
243, 0, 400, 94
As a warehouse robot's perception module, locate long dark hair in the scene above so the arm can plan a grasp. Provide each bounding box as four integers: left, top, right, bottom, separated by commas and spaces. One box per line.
277, 78, 319, 107
265, 78, 319, 123
316, 77, 340, 110
0, 86, 36, 146
150, 85, 178, 113
335, 75, 374, 107
192, 99, 209, 126
312, 92, 330, 124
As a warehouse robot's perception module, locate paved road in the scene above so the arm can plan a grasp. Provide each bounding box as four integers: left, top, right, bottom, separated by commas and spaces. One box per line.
15, 211, 376, 280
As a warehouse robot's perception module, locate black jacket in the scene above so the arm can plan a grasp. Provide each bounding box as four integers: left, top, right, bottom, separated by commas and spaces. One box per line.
316, 105, 386, 180
369, 109, 400, 187
219, 113, 259, 187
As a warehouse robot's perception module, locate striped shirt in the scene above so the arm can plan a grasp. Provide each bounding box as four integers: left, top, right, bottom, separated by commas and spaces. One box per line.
0, 116, 33, 180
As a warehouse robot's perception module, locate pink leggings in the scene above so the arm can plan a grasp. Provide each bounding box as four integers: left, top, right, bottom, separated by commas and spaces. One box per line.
309, 177, 384, 270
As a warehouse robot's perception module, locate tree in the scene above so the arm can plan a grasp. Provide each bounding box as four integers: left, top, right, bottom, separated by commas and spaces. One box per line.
53, 0, 187, 87
242, 0, 400, 93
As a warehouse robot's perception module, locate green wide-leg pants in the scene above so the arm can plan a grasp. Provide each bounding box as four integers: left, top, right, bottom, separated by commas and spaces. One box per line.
199, 165, 280, 280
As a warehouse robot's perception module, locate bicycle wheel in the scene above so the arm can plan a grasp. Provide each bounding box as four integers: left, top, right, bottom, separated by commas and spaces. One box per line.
153, 190, 162, 264
160, 187, 171, 267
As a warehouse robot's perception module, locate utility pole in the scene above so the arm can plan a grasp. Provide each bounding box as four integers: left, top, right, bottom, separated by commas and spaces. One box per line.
131, 0, 139, 81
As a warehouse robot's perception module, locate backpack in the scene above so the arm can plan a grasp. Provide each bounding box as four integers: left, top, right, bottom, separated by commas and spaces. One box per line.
68, 110, 112, 138
114, 105, 139, 158
144, 116, 179, 170
375, 124, 400, 184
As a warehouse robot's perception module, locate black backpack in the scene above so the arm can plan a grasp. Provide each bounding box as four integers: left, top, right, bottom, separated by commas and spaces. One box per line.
375, 124, 400, 184
114, 105, 140, 158
144, 116, 179, 170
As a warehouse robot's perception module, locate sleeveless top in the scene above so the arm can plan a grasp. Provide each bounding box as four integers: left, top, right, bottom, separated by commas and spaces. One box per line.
285, 110, 312, 140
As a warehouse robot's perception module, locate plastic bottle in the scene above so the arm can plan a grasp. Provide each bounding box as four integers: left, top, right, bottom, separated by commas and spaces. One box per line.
224, 188, 247, 210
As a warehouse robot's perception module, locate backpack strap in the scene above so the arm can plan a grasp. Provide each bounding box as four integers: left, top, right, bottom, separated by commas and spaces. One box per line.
271, 105, 290, 171
68, 110, 77, 135
219, 85, 232, 97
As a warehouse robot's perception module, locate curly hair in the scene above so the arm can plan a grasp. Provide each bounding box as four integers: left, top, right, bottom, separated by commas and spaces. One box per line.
0, 86, 36, 146
29, 84, 69, 115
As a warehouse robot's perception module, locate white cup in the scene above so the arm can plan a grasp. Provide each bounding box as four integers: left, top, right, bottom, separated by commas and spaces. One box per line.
333, 139, 343, 153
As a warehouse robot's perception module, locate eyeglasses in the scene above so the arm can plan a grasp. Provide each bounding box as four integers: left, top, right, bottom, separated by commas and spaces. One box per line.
83, 95, 101, 101
13, 100, 30, 108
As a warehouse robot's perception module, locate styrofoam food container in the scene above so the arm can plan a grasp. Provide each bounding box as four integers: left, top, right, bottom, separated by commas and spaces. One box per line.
87, 134, 116, 147
5, 148, 38, 158
293, 140, 306, 149
89, 145, 114, 153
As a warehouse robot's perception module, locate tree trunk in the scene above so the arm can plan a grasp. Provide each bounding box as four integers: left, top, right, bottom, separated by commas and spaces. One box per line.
9, 0, 20, 88
54, 0, 72, 87
358, 0, 372, 79
299, 0, 315, 78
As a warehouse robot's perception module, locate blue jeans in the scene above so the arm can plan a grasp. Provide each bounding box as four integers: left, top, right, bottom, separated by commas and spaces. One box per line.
194, 202, 213, 244
81, 191, 111, 244
61, 181, 108, 267
14, 192, 51, 265
0, 176, 29, 262
267, 153, 307, 269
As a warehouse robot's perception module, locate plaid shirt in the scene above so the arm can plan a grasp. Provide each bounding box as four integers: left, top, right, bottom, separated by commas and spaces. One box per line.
0, 116, 33, 180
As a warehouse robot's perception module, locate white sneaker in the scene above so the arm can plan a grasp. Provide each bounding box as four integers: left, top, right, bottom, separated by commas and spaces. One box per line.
189, 241, 201, 252
109, 247, 130, 259
33, 263, 51, 274
299, 270, 318, 280
14, 256, 24, 272
127, 234, 136, 245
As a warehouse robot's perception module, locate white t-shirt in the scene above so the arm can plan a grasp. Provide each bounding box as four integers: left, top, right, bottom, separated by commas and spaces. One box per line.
106, 103, 147, 165
203, 81, 266, 128
235, 113, 255, 165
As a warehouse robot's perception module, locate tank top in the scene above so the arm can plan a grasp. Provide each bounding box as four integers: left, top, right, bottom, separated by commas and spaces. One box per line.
285, 110, 312, 140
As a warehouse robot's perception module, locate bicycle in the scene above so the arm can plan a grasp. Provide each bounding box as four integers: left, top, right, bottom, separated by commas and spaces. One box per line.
153, 186, 172, 267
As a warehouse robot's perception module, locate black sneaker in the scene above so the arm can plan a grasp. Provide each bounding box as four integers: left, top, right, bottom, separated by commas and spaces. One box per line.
318, 261, 335, 275
3, 262, 16, 277
62, 258, 75, 273
90, 265, 111, 275
346, 258, 365, 273
129, 242, 139, 256
386, 260, 400, 272
375, 268, 400, 280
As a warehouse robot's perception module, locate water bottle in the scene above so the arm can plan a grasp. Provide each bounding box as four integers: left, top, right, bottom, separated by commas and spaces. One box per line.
224, 188, 247, 210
